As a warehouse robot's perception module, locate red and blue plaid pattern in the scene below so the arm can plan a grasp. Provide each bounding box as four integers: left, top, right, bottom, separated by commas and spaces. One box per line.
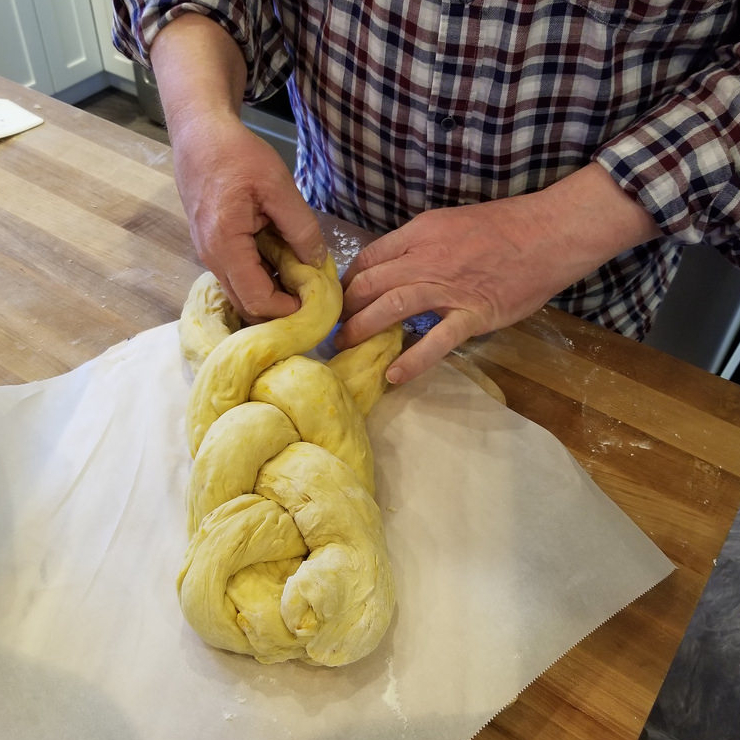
113, 0, 740, 340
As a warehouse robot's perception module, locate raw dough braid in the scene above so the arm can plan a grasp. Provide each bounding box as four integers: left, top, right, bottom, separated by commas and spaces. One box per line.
177, 228, 403, 666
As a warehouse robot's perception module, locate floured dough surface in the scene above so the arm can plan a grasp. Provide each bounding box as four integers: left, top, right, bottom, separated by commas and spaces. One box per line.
177, 228, 403, 666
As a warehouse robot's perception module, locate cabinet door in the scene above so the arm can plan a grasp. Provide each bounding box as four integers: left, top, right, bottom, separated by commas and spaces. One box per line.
0, 0, 55, 94
89, 0, 134, 81
32, 0, 103, 92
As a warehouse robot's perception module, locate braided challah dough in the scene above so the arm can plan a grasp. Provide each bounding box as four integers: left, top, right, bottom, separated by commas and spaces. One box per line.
177, 228, 403, 666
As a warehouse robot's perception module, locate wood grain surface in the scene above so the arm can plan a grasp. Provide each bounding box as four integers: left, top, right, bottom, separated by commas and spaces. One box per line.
2, 77, 739, 740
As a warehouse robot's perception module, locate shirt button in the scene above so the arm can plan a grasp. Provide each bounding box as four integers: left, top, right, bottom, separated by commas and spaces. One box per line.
439, 115, 457, 131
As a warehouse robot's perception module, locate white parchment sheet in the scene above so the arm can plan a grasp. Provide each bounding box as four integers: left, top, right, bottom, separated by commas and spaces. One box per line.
0, 322, 674, 740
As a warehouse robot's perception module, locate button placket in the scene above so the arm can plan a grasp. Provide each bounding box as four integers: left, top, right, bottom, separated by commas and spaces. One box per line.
425, 0, 479, 208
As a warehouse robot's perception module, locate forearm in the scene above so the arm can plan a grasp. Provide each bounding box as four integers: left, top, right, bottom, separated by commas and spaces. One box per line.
150, 13, 247, 136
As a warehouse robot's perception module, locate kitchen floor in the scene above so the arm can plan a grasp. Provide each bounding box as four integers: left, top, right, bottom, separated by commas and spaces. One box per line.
76, 87, 740, 740
77, 87, 170, 145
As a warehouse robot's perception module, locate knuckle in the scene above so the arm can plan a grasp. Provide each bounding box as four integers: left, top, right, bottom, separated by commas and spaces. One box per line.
240, 299, 268, 321
348, 270, 376, 301
386, 289, 407, 317
257, 166, 293, 203
433, 316, 467, 351
336, 316, 366, 349
195, 206, 232, 249
290, 218, 320, 246
238, 289, 274, 320
464, 299, 498, 335
411, 207, 446, 235
349, 246, 374, 274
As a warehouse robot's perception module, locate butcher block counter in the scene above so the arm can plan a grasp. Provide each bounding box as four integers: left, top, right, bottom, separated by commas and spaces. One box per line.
2, 76, 739, 739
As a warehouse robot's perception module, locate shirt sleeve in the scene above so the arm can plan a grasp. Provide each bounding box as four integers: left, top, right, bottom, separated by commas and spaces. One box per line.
111, 0, 292, 102
594, 39, 740, 265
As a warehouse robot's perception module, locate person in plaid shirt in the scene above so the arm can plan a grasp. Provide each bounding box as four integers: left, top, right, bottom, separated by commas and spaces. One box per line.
113, 0, 740, 384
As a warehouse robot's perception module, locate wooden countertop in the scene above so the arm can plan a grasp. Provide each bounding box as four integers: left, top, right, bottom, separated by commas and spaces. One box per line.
2, 76, 739, 740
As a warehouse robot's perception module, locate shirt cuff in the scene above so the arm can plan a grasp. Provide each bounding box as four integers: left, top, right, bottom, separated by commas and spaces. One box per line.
594, 68, 740, 248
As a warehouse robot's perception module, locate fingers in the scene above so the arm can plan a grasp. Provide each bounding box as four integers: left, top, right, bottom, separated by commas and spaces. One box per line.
387, 310, 477, 384
336, 274, 492, 385
335, 284, 485, 383
214, 235, 300, 323
340, 235, 421, 323
268, 200, 326, 268
336, 282, 445, 348
257, 160, 326, 268
341, 229, 407, 288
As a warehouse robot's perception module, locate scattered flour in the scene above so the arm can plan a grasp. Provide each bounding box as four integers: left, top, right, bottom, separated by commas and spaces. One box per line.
383, 657, 409, 733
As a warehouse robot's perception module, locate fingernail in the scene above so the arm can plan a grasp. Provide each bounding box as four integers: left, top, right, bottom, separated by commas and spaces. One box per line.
386, 367, 403, 384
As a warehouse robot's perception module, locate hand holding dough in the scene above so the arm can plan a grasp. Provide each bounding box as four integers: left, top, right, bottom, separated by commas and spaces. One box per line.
177, 228, 403, 666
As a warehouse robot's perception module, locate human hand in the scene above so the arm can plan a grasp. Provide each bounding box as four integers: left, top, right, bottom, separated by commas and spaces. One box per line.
336, 198, 564, 383
149, 12, 325, 323
335, 163, 661, 383
171, 111, 325, 321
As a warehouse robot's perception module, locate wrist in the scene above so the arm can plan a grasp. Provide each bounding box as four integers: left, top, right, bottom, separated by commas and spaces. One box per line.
539, 162, 662, 270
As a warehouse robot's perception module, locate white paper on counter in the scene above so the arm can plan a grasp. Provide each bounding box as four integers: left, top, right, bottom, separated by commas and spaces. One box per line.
0, 322, 674, 740
0, 99, 44, 138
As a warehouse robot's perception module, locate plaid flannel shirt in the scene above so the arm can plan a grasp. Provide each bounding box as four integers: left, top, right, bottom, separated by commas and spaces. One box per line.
112, 0, 740, 340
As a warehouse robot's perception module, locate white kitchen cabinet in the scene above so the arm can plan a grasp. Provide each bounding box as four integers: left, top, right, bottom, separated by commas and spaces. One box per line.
0, 0, 112, 101
89, 0, 135, 85
0, 0, 56, 94
33, 0, 103, 92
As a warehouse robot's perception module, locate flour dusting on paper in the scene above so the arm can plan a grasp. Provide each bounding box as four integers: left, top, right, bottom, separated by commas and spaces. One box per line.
383, 657, 408, 729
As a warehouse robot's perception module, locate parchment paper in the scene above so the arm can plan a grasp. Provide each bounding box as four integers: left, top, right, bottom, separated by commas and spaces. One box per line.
0, 322, 674, 740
